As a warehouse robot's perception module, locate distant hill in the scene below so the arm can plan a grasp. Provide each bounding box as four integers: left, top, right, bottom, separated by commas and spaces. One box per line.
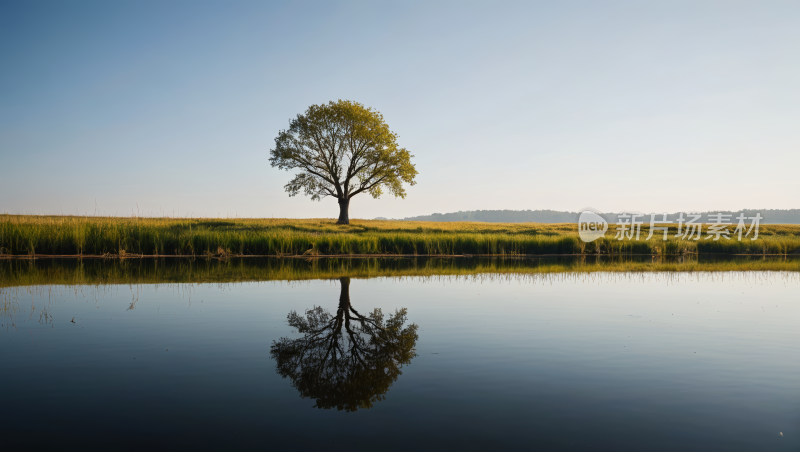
399, 209, 800, 224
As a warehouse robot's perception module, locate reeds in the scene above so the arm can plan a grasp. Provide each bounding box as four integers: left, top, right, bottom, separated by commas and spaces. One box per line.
1, 214, 799, 257
1, 255, 799, 289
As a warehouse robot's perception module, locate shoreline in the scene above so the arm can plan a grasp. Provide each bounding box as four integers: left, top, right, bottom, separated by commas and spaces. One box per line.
1, 252, 798, 259
4, 215, 800, 257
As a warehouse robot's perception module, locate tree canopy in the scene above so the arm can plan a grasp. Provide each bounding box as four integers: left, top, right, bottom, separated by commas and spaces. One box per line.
269, 100, 417, 224
270, 277, 418, 411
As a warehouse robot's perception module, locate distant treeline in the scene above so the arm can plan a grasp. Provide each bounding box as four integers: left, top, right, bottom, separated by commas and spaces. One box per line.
402, 209, 800, 224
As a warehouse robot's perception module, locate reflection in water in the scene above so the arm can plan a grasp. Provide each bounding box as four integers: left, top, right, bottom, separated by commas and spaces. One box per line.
270, 277, 418, 411
3, 255, 800, 289
3, 265, 800, 449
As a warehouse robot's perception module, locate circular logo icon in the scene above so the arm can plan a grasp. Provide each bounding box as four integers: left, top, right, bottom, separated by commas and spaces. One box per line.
578, 207, 608, 242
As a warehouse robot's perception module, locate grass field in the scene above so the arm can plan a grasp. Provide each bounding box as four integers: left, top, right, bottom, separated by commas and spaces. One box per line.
2, 214, 800, 257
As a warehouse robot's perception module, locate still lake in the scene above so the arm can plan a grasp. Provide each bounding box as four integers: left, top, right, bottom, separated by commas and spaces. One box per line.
2, 258, 799, 450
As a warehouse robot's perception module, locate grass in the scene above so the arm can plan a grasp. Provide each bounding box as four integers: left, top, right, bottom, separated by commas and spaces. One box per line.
2, 214, 800, 257
1, 256, 800, 289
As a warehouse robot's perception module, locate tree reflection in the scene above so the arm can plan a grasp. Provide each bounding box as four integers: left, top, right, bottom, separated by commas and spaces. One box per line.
270, 277, 418, 412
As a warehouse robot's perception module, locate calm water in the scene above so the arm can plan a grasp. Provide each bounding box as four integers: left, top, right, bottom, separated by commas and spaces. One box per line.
2, 259, 799, 450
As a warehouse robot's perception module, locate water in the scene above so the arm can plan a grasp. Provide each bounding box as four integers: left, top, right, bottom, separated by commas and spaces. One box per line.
2, 258, 799, 450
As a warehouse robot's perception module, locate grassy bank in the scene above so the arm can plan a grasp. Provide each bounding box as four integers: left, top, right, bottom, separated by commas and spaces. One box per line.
2, 256, 800, 289
2, 214, 800, 257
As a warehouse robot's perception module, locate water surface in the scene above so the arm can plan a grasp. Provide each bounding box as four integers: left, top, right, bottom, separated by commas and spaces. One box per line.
2, 258, 799, 450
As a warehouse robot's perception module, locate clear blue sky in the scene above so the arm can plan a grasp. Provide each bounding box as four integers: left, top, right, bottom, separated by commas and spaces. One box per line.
2, 1, 798, 219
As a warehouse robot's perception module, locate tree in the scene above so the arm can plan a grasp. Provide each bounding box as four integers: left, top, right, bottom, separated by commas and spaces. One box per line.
270, 277, 419, 412
269, 100, 417, 224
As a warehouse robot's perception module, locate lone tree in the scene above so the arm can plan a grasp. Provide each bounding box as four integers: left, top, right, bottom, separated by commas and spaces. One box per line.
270, 277, 418, 412
270, 100, 417, 224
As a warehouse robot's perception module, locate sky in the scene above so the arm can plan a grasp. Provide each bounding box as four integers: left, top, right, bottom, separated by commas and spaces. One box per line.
1, 0, 799, 219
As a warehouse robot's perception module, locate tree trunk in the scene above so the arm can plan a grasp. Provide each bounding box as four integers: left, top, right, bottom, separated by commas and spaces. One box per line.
338, 277, 351, 310
337, 198, 350, 225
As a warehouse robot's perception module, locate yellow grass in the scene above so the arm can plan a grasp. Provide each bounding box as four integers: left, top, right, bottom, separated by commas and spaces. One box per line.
1, 214, 799, 257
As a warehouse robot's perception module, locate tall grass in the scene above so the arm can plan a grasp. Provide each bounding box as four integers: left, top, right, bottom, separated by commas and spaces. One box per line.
1, 214, 799, 257
2, 256, 800, 288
